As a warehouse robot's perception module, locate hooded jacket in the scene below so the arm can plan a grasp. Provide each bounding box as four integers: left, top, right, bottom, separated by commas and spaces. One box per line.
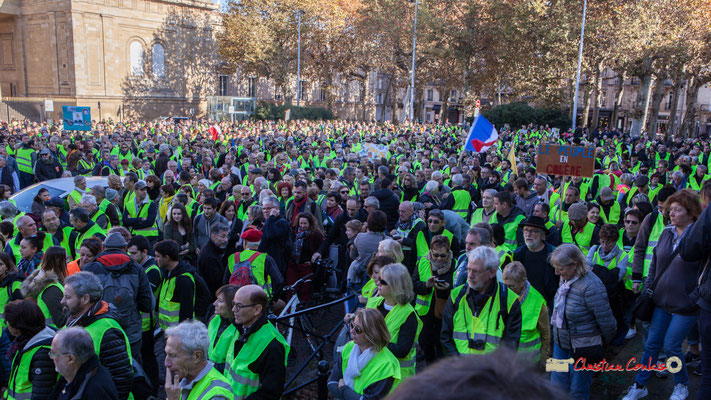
66, 300, 134, 400
82, 249, 154, 345
7, 326, 57, 399
20, 269, 67, 328
680, 205, 711, 312
372, 188, 400, 231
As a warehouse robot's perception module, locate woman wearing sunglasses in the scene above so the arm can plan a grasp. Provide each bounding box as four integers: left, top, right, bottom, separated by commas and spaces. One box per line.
366, 263, 422, 382
329, 308, 400, 400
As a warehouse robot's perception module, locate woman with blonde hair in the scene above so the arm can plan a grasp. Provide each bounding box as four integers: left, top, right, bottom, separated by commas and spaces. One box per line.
549, 244, 615, 399
376, 239, 404, 264
329, 308, 400, 399
366, 263, 422, 380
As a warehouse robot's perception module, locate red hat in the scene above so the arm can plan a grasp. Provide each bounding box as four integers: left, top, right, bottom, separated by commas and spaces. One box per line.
240, 229, 263, 242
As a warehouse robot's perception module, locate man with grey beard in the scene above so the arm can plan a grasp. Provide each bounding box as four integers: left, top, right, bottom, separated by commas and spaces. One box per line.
513, 216, 558, 308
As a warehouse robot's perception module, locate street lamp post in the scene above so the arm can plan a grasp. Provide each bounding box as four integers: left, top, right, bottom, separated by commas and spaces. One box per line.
296, 10, 305, 108
410, 0, 418, 122
571, 0, 588, 133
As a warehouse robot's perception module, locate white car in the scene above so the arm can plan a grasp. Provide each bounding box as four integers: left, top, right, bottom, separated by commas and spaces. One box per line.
9, 177, 114, 213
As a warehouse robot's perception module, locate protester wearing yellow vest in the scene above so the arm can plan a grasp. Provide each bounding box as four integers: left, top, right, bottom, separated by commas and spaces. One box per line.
61, 272, 134, 400
5, 215, 59, 265
442, 246, 521, 356
365, 263, 422, 381
412, 235, 456, 363
489, 191, 526, 252
4, 300, 57, 400
329, 308, 401, 399
225, 285, 288, 400
225, 229, 284, 300
597, 187, 622, 225
502, 262, 549, 363
68, 208, 107, 258
67, 175, 88, 211
122, 180, 159, 242
207, 285, 238, 373
560, 202, 600, 256
164, 320, 233, 400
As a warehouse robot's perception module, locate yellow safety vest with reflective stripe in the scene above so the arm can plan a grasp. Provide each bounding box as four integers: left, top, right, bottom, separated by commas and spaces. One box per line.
643, 211, 666, 279
366, 296, 422, 380
518, 285, 545, 361
37, 282, 64, 329
599, 201, 621, 225
450, 189, 471, 219
185, 366, 233, 400
226, 249, 272, 297
208, 316, 238, 366
158, 272, 195, 330
125, 199, 159, 237
450, 283, 517, 355
6, 341, 51, 400
72, 223, 106, 258
0, 280, 21, 329
15, 147, 34, 174
83, 316, 132, 365
413, 257, 435, 316
141, 263, 161, 333
394, 218, 424, 253
340, 341, 401, 395
361, 279, 377, 300
415, 229, 453, 259
561, 222, 596, 256
224, 321, 289, 400
489, 212, 526, 252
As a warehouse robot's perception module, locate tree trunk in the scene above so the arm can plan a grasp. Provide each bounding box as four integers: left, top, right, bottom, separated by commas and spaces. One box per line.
591, 61, 604, 131
611, 71, 626, 129
680, 76, 701, 138
390, 77, 399, 123
359, 70, 370, 122
379, 74, 392, 123
581, 83, 593, 128
647, 72, 666, 136
630, 72, 653, 137
667, 79, 683, 137
441, 86, 451, 124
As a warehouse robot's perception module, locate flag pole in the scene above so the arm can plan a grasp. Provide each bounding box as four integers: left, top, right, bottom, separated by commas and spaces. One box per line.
458, 116, 477, 167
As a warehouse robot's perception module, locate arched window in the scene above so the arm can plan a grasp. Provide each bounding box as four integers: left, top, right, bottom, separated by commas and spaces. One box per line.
129, 41, 144, 76
152, 43, 165, 78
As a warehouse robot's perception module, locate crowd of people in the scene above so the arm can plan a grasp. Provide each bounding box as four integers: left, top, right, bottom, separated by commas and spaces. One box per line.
0, 117, 708, 400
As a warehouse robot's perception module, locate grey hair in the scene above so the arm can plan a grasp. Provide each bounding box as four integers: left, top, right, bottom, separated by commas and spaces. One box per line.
364, 196, 380, 209
467, 246, 499, 272
432, 171, 443, 180
65, 271, 103, 303
379, 263, 414, 305
451, 174, 463, 186
80, 194, 97, 206
549, 243, 588, 278
424, 180, 439, 193
672, 170, 684, 179
467, 227, 492, 246
620, 173, 633, 186
73, 175, 85, 184
483, 188, 498, 197
630, 193, 650, 208
0, 201, 18, 219
261, 195, 279, 208
56, 327, 96, 363
165, 320, 210, 360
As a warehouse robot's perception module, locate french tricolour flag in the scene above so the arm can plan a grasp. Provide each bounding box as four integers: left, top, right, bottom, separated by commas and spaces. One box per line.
464, 115, 499, 153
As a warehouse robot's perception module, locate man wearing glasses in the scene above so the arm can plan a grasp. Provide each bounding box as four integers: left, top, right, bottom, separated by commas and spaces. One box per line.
225, 285, 287, 400
414, 209, 460, 261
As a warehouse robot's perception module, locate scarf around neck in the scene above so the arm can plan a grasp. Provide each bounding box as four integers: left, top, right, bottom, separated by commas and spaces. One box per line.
344, 343, 377, 388
551, 276, 579, 329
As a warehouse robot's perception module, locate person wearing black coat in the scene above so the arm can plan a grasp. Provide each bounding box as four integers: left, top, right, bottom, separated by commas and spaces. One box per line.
258, 198, 292, 277
34, 150, 64, 182
197, 232, 228, 303
4, 300, 57, 400
372, 178, 400, 232
48, 328, 119, 400
64, 272, 134, 400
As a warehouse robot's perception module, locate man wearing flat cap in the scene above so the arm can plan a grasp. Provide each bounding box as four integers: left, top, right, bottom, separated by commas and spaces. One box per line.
560, 202, 600, 256
513, 216, 559, 308
35, 147, 63, 181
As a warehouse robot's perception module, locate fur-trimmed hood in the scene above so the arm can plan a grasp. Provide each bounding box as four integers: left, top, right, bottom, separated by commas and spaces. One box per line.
21, 269, 62, 299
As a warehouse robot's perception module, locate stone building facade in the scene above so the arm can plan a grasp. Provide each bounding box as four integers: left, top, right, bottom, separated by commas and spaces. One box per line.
0, 0, 219, 121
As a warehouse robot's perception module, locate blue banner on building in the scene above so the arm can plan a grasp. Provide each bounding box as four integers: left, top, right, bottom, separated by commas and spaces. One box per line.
62, 106, 91, 131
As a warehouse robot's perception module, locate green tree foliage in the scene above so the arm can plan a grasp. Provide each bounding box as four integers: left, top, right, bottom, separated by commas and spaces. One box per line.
482, 102, 571, 131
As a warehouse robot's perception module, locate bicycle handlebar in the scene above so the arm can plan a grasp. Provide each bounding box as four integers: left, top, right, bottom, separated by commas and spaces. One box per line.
283, 273, 315, 292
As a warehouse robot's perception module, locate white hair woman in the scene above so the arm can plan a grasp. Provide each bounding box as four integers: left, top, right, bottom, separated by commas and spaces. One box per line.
329, 308, 400, 399
549, 244, 616, 399
367, 263, 422, 380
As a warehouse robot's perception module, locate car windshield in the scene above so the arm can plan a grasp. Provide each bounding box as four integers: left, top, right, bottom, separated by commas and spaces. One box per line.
11, 185, 66, 213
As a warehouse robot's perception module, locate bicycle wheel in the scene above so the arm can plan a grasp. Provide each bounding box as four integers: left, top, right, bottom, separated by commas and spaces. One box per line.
299, 314, 321, 356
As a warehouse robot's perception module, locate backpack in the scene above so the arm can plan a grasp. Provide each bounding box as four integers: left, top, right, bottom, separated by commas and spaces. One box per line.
99, 262, 140, 337
228, 252, 260, 287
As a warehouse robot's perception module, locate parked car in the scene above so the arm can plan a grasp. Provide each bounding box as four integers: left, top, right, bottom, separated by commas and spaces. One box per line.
9, 177, 114, 213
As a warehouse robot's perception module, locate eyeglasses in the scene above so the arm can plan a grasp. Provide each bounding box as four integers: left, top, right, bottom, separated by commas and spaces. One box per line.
624, 220, 639, 225
48, 351, 72, 358
378, 279, 389, 286
351, 323, 363, 334
340, 190, 349, 194
233, 303, 258, 312
431, 252, 448, 259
